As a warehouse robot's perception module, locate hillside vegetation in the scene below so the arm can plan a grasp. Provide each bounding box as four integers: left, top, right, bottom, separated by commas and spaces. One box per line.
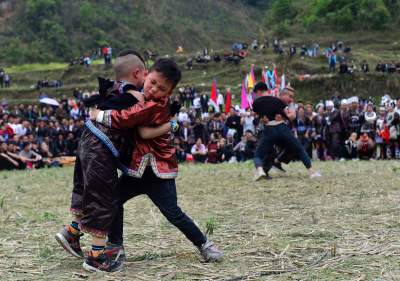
0, 0, 264, 64
1, 0, 400, 104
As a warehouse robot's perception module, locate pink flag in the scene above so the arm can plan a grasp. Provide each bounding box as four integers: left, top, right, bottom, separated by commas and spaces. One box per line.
240, 80, 249, 110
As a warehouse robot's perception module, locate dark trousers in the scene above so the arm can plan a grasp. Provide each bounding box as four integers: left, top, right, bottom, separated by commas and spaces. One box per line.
108, 168, 207, 247
327, 132, 341, 159
254, 123, 312, 169
71, 128, 119, 237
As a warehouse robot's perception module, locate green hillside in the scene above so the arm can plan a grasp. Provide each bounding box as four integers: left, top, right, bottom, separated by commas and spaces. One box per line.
0, 0, 264, 64
1, 0, 400, 104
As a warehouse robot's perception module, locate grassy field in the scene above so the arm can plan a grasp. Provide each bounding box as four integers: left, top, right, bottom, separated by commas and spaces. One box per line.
1, 161, 400, 280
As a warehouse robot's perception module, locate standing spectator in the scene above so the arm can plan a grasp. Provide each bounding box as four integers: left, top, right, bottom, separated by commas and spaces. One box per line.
329, 53, 337, 72
363, 104, 377, 138
294, 107, 312, 158
226, 108, 242, 141
361, 61, 369, 73
0, 69, 4, 88
208, 113, 224, 136
312, 105, 326, 160
200, 93, 209, 114
375, 107, 387, 159
389, 112, 400, 158
325, 100, 342, 160
178, 121, 192, 151
349, 97, 362, 135
192, 94, 202, 118
217, 91, 224, 113
192, 118, 208, 144
241, 110, 255, 135
4, 73, 11, 88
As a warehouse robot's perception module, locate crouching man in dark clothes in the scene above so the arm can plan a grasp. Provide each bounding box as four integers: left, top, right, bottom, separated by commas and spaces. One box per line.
252, 86, 321, 180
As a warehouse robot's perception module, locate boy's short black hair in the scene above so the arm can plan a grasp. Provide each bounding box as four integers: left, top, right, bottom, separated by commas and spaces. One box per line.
150, 58, 181, 89
253, 82, 269, 93
117, 49, 145, 65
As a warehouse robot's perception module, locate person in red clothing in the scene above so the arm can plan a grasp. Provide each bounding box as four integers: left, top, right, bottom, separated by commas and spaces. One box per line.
207, 133, 219, 163
91, 58, 223, 265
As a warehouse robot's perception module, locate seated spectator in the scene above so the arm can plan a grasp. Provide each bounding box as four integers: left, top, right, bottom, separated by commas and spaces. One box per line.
0, 142, 20, 170
233, 136, 247, 162
39, 141, 61, 168
233, 131, 257, 162
217, 138, 233, 163
54, 133, 67, 156
191, 138, 207, 163
174, 138, 186, 163
65, 132, 78, 156
244, 130, 257, 159
19, 142, 43, 169
207, 133, 219, 164
343, 132, 358, 160
357, 131, 375, 160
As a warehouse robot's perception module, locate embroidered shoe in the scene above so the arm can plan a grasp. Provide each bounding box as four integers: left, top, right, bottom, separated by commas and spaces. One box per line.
83, 251, 123, 272
198, 240, 223, 262
104, 243, 126, 261
55, 227, 84, 258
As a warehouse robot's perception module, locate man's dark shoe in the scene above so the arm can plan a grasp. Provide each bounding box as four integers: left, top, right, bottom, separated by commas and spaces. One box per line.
55, 227, 84, 258
83, 251, 123, 272
104, 243, 126, 261
272, 161, 286, 173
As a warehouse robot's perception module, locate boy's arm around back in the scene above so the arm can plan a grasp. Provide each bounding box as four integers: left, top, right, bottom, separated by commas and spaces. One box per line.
102, 98, 169, 129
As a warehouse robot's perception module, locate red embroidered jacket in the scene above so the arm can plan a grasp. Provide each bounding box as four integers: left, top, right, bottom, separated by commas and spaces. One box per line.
102, 98, 177, 179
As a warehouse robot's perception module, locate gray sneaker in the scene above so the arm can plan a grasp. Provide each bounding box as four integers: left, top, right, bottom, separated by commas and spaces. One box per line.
198, 240, 223, 262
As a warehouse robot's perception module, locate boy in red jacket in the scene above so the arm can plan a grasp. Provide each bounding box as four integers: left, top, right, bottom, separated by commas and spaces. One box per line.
91, 59, 223, 269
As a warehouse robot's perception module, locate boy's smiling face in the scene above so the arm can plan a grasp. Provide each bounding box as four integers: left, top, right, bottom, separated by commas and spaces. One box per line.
143, 71, 173, 101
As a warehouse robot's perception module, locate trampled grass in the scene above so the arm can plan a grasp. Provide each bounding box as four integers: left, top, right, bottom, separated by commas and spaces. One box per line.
0, 161, 400, 280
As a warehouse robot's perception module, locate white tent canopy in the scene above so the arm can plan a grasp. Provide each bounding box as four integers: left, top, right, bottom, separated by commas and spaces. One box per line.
39, 97, 60, 107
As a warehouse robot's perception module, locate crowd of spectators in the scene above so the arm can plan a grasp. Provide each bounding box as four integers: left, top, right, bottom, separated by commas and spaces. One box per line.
171, 92, 400, 164
0, 92, 89, 171
3, 87, 400, 171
